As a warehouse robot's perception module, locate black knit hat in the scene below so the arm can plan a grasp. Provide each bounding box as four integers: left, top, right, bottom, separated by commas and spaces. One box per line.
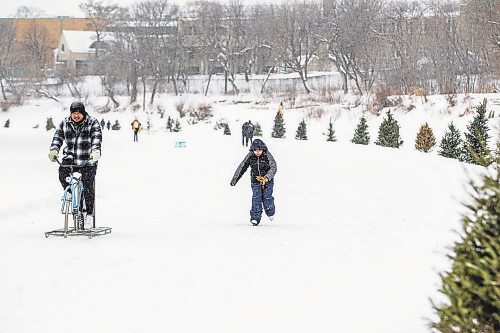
249, 139, 267, 152
69, 101, 87, 116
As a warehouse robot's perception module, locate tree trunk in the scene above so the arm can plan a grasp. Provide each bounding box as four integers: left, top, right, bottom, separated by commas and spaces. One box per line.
130, 77, 137, 104
224, 71, 228, 94
0, 79, 6, 100
101, 76, 119, 108
150, 79, 159, 105
205, 73, 212, 96
228, 73, 239, 95
260, 66, 274, 94
142, 76, 146, 111
171, 75, 178, 96
298, 71, 311, 94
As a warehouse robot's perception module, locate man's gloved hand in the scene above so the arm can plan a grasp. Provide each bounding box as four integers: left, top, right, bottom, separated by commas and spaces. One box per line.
48, 149, 59, 162
256, 176, 268, 186
90, 150, 101, 162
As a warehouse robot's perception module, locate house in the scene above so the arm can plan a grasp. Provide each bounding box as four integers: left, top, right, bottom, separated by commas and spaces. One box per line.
56, 30, 113, 74
1, 17, 96, 73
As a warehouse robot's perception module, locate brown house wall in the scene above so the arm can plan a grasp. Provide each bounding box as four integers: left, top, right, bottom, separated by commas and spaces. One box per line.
1, 18, 96, 70
13, 18, 95, 49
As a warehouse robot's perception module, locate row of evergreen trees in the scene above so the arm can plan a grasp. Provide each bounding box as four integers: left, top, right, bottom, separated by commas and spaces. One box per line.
272, 99, 492, 165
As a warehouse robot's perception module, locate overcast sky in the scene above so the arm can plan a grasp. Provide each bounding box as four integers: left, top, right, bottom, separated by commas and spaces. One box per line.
0, 0, 279, 18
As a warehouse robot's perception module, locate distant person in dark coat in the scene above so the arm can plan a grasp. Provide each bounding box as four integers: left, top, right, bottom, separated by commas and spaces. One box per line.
241, 120, 255, 147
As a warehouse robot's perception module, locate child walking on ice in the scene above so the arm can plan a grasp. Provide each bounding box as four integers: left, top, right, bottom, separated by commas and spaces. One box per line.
230, 139, 277, 226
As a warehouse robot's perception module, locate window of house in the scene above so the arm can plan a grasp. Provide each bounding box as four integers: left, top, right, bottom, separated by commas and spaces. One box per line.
187, 67, 200, 75
75, 60, 89, 69
187, 48, 196, 60
61, 44, 65, 52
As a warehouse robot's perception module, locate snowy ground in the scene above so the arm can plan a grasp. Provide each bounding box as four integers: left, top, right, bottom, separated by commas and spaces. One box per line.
0, 92, 497, 333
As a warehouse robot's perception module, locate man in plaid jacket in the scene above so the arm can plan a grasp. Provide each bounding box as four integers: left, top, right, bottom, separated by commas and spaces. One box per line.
48, 101, 102, 229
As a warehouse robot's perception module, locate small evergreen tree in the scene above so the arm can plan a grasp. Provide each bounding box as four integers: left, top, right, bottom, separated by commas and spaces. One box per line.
271, 112, 286, 138
173, 119, 182, 132
415, 122, 436, 152
438, 122, 465, 160
46, 117, 56, 131
431, 144, 499, 333
295, 119, 308, 140
351, 117, 369, 145
463, 99, 490, 164
253, 122, 262, 137
325, 118, 337, 142
111, 120, 121, 130
4, 119, 9, 128
223, 123, 231, 135
166, 116, 173, 132
375, 111, 403, 148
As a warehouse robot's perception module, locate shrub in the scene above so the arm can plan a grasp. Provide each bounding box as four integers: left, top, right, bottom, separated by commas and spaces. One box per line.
46, 117, 56, 131
415, 122, 437, 152
271, 112, 286, 138
325, 119, 337, 142
438, 122, 465, 160
223, 123, 231, 135
295, 119, 307, 140
375, 111, 403, 148
306, 106, 326, 120
175, 101, 186, 118
351, 117, 370, 145
431, 145, 500, 333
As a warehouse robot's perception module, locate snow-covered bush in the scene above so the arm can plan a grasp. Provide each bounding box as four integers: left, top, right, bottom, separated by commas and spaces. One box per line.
306, 106, 326, 120
189, 104, 213, 122
176, 101, 186, 118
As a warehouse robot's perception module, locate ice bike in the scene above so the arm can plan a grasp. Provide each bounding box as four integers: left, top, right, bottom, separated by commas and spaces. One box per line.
45, 159, 112, 239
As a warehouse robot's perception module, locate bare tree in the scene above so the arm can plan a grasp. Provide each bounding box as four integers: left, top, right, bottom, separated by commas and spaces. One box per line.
273, 1, 323, 93
460, 0, 500, 77
131, 0, 179, 105
322, 0, 384, 95
192, 0, 248, 95
373, 1, 429, 94
23, 20, 53, 79
80, 0, 127, 108
246, 5, 276, 93
0, 19, 16, 100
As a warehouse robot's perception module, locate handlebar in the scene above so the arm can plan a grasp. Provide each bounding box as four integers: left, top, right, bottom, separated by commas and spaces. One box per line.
55, 159, 92, 168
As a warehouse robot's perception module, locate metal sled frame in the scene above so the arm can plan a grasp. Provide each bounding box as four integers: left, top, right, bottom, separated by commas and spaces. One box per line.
45, 227, 112, 239
45, 160, 112, 239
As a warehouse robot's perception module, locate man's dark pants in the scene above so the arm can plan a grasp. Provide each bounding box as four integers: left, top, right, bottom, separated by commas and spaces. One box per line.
244, 135, 253, 147
58, 164, 97, 215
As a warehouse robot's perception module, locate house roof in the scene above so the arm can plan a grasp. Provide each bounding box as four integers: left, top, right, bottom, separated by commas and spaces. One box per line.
62, 30, 98, 53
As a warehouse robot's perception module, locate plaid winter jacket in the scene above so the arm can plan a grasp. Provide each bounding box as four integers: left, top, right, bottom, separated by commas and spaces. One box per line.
50, 116, 102, 166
